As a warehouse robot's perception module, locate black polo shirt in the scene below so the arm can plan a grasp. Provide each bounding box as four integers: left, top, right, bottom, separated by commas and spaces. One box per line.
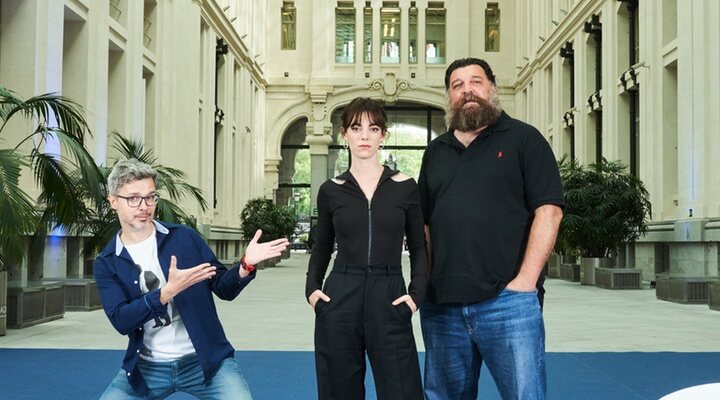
418, 112, 565, 304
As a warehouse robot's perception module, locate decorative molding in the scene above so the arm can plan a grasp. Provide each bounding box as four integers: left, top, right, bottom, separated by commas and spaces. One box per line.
368, 73, 416, 104
311, 103, 327, 122
264, 158, 281, 172
563, 109, 575, 128
619, 66, 639, 93
587, 91, 602, 112
583, 14, 602, 38
214, 105, 225, 126
307, 87, 333, 121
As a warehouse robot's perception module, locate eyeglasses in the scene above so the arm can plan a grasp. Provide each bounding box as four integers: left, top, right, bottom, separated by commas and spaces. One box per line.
116, 194, 160, 208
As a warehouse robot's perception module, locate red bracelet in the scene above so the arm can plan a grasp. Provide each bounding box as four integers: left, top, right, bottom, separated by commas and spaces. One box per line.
240, 257, 255, 272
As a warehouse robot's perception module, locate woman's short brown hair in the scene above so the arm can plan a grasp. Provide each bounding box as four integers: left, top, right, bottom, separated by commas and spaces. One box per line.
340, 97, 387, 135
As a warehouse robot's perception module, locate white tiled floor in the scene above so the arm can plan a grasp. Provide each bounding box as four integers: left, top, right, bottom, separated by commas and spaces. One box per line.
2, 252, 719, 352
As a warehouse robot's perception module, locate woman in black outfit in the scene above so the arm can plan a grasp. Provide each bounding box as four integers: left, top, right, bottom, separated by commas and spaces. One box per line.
306, 97, 428, 400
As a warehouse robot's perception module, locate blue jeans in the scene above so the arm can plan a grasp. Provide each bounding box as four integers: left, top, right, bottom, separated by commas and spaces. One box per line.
100, 354, 252, 400
420, 288, 546, 400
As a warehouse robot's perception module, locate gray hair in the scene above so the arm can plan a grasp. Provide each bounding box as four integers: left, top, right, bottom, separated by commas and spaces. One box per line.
107, 158, 157, 195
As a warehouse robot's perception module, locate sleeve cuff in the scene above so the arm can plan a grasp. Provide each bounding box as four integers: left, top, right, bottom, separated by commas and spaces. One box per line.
143, 289, 167, 315
233, 263, 256, 284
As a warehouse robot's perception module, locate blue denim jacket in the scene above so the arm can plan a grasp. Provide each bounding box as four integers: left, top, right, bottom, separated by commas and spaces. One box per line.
94, 220, 255, 396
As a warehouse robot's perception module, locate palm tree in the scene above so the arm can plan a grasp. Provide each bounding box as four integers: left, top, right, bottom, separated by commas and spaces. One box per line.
0, 86, 103, 270
0, 87, 207, 266
80, 132, 209, 258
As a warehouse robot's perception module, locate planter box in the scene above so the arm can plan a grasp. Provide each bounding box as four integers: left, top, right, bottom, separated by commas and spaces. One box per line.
64, 279, 102, 311
7, 282, 65, 328
580, 257, 613, 286
257, 255, 282, 270
709, 282, 720, 311
0, 271, 6, 336
559, 263, 580, 282
595, 268, 641, 289
560, 255, 578, 264
547, 255, 561, 278
656, 275, 718, 304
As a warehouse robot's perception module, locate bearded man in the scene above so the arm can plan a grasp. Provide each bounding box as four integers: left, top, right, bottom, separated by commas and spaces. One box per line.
417, 58, 565, 400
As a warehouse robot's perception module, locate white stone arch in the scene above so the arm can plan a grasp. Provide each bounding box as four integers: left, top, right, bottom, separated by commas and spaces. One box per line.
266, 84, 446, 161
264, 85, 448, 200
266, 101, 312, 159
325, 85, 447, 119
275, 116, 309, 208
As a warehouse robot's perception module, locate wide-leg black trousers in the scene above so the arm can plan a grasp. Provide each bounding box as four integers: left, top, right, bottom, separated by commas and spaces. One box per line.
314, 264, 424, 400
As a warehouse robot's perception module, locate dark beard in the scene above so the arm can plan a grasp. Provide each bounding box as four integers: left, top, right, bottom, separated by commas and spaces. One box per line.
446, 93, 502, 132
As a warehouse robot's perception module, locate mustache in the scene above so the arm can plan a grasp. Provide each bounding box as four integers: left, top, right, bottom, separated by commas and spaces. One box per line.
459, 94, 483, 106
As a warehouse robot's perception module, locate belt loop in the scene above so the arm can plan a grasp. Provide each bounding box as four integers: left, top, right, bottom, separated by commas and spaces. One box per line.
385, 265, 390, 276
343, 264, 347, 274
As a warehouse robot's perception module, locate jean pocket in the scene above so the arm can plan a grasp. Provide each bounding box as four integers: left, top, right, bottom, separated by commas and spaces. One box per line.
502, 287, 538, 295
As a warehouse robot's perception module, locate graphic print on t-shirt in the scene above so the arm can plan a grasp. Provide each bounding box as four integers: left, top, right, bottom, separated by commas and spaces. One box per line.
124, 230, 196, 361
143, 270, 172, 328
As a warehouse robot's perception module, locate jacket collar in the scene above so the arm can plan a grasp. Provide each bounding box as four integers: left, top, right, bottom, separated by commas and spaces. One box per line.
336, 165, 399, 186
100, 220, 170, 257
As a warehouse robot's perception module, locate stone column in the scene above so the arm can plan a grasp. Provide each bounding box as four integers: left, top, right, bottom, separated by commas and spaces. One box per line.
399, 0, 410, 77
416, 0, 427, 79
264, 157, 281, 200
306, 126, 333, 222
306, 89, 334, 218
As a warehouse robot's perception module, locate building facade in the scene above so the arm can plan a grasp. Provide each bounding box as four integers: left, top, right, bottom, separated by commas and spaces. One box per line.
503, 0, 720, 284
0, 0, 269, 288
0, 0, 718, 301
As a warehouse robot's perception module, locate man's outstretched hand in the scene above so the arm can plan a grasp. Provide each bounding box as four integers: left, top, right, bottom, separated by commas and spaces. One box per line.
160, 256, 217, 304
242, 229, 290, 268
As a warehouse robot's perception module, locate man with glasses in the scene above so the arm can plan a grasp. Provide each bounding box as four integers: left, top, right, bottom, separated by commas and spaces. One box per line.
95, 158, 289, 399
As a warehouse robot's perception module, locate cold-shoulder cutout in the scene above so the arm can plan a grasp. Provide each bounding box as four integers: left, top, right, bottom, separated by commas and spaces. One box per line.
391, 173, 413, 182
331, 178, 346, 185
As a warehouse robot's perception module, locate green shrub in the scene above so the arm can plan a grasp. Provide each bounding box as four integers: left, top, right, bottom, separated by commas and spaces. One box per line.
240, 198, 297, 242
561, 158, 651, 258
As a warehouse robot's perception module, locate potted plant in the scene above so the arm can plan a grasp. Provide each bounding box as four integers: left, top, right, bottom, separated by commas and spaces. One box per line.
0, 261, 8, 336
0, 86, 103, 330
562, 158, 651, 287
550, 156, 580, 280
240, 198, 297, 267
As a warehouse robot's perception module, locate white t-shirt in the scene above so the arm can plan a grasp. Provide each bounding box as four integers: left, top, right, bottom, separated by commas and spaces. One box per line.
123, 231, 195, 361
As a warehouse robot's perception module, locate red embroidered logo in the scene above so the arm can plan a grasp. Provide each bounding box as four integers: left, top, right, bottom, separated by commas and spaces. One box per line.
497, 151, 503, 158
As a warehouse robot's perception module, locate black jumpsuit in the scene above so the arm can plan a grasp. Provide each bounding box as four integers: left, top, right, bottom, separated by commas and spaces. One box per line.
306, 167, 428, 400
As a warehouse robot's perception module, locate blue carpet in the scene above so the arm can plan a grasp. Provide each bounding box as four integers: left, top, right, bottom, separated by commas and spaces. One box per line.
1, 349, 719, 399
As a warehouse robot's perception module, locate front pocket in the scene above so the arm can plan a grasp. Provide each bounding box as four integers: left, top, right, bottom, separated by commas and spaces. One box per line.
502, 287, 538, 295
314, 298, 329, 316
386, 275, 408, 301
393, 302, 413, 321
386, 275, 412, 322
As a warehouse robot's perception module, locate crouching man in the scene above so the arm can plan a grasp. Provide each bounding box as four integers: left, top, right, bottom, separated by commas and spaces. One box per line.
95, 158, 288, 399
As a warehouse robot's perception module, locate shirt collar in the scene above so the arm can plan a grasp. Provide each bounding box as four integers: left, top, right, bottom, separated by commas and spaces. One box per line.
114, 220, 168, 256
336, 165, 399, 183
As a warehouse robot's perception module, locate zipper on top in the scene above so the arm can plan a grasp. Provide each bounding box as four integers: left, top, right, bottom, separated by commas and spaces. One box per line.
367, 198, 372, 266
341, 167, 397, 266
